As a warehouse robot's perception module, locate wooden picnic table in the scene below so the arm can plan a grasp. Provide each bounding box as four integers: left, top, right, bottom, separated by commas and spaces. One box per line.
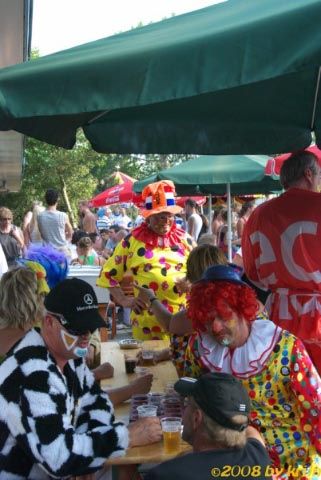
100, 340, 192, 465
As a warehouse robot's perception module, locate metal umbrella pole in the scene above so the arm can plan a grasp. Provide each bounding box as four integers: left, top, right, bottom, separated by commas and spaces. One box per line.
226, 183, 232, 262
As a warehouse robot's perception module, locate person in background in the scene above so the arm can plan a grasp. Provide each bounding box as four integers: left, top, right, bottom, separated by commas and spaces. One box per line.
69, 228, 87, 260
197, 213, 209, 240
89, 232, 105, 255
112, 206, 132, 229
236, 201, 256, 240
0, 277, 161, 478
104, 224, 121, 255
72, 236, 105, 266
0, 243, 8, 277
216, 209, 239, 259
78, 200, 97, 234
38, 188, 73, 256
185, 198, 203, 242
211, 207, 224, 242
185, 264, 321, 477
96, 207, 112, 232
197, 232, 216, 246
134, 212, 144, 227
24, 202, 45, 247
243, 150, 321, 375
97, 180, 194, 375
0, 206, 24, 268
22, 200, 43, 246
145, 373, 271, 480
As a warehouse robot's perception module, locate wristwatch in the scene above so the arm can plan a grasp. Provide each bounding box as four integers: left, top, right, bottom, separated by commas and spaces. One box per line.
150, 297, 157, 304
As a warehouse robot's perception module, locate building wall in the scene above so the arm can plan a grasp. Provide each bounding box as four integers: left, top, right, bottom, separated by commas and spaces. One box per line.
0, 0, 33, 192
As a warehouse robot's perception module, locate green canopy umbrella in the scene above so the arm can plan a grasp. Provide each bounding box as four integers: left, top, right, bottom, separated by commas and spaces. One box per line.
134, 154, 282, 260
0, 0, 321, 154
134, 155, 280, 194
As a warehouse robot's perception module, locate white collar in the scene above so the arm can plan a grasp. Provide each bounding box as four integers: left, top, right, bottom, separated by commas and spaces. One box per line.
197, 319, 282, 379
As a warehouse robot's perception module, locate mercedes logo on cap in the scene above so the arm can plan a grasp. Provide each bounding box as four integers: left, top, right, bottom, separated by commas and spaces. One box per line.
84, 294, 93, 305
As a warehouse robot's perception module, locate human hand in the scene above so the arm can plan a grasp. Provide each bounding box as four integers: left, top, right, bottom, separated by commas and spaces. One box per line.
175, 276, 191, 294
128, 417, 162, 447
130, 373, 153, 396
123, 296, 147, 314
92, 362, 114, 381
86, 345, 96, 368
133, 283, 156, 304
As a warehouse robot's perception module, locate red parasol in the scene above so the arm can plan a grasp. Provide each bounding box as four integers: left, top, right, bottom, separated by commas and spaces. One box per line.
89, 171, 136, 207
265, 146, 321, 176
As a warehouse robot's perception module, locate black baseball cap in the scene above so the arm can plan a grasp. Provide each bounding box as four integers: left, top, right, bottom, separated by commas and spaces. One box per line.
44, 278, 106, 335
175, 372, 250, 431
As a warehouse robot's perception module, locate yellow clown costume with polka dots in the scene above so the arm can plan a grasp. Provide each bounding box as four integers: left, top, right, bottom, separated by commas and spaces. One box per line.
97, 227, 193, 373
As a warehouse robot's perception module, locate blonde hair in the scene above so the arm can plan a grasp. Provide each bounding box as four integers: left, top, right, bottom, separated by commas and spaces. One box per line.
191, 398, 247, 448
0, 268, 40, 329
186, 244, 227, 283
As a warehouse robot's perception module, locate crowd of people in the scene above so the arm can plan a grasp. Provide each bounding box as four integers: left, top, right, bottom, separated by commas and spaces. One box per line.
0, 150, 321, 478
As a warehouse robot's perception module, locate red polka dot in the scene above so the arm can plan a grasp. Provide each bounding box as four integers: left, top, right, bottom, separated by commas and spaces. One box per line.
149, 282, 159, 291
249, 391, 256, 398
151, 325, 162, 333
268, 398, 276, 405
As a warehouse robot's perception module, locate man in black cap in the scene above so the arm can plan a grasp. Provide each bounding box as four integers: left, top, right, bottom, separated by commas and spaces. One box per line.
145, 373, 272, 480
0, 278, 162, 479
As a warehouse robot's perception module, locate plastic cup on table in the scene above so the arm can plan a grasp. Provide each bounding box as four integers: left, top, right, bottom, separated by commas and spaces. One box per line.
137, 404, 158, 418
161, 417, 182, 453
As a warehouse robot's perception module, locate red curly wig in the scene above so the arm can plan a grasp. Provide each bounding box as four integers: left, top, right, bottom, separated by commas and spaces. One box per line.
187, 281, 259, 332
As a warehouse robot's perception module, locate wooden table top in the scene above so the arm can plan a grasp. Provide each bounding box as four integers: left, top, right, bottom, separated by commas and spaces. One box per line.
100, 341, 192, 465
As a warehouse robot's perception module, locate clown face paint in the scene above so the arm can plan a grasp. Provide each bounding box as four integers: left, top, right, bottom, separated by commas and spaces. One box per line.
60, 330, 89, 358
61, 329, 78, 351
211, 313, 249, 348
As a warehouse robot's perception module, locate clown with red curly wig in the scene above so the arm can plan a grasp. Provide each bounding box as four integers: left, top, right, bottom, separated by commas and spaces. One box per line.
185, 265, 321, 480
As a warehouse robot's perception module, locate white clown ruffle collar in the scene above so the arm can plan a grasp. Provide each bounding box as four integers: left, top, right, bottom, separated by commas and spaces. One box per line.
197, 319, 282, 379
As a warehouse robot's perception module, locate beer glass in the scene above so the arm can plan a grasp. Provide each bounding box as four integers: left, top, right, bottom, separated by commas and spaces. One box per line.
161, 417, 182, 453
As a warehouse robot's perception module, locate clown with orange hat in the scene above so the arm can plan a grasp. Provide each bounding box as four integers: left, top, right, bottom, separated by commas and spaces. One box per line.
97, 181, 195, 374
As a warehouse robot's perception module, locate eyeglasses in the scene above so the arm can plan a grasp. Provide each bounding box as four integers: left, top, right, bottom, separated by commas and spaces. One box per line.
47, 311, 90, 336
0, 217, 12, 221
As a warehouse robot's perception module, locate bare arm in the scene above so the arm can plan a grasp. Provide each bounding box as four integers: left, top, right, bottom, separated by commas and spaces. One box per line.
106, 374, 153, 406
134, 284, 192, 334
11, 226, 24, 249
65, 216, 73, 241
187, 216, 196, 238
246, 426, 266, 447
109, 286, 146, 313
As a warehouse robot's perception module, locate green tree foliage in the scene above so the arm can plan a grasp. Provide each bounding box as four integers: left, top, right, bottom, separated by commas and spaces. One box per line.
1, 129, 191, 226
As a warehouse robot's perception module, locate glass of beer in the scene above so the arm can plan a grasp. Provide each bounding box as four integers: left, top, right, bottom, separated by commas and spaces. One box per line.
124, 354, 137, 374
161, 417, 182, 453
141, 349, 154, 366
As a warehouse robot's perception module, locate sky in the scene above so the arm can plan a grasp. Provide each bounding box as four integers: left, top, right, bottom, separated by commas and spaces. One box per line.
32, 0, 220, 56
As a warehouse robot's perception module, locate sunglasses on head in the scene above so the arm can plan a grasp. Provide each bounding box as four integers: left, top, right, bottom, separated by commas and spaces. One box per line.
47, 311, 92, 336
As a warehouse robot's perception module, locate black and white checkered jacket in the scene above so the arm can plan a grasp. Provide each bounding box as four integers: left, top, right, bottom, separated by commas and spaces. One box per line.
0, 328, 128, 479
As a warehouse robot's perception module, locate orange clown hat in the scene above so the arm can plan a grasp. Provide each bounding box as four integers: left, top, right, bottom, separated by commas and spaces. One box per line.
141, 180, 183, 218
